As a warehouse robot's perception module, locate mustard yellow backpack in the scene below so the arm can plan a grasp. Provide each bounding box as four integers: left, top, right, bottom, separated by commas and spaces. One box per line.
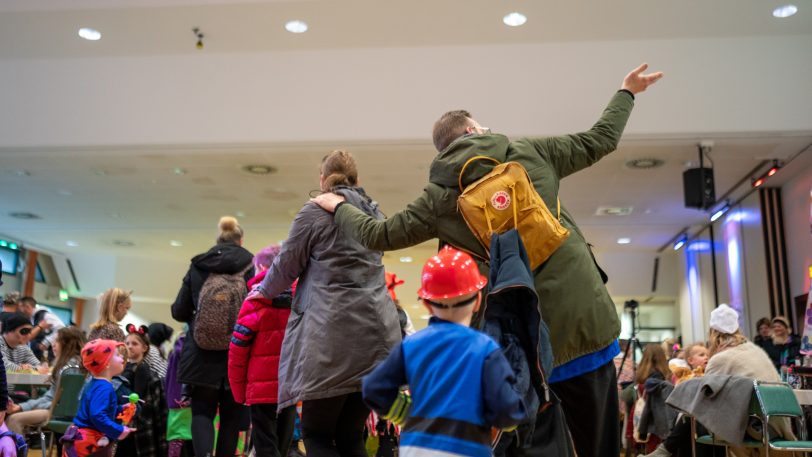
457, 156, 570, 270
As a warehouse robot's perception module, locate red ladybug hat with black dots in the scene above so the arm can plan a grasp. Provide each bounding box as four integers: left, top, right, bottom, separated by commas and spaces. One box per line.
81, 339, 125, 376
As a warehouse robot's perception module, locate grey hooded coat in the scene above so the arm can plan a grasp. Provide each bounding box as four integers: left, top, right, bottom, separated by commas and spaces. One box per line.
258, 186, 401, 409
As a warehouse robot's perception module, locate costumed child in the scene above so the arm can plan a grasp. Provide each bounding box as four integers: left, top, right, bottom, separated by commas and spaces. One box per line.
362, 246, 527, 457
62, 339, 136, 457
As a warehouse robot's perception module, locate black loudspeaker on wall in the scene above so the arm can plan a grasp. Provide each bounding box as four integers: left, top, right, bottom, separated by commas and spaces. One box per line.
683, 167, 715, 209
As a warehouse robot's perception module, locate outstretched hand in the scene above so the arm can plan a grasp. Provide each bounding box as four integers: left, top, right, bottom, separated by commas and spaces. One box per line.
621, 63, 663, 94
310, 193, 346, 213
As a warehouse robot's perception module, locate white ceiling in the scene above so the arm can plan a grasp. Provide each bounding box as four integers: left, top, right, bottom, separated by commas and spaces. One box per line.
1, 0, 810, 58
0, 0, 811, 317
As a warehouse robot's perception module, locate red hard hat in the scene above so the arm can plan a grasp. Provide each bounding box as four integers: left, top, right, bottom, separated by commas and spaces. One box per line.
417, 246, 487, 300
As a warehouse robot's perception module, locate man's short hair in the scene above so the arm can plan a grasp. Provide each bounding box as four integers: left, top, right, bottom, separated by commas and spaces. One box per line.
19, 296, 36, 306
432, 110, 473, 152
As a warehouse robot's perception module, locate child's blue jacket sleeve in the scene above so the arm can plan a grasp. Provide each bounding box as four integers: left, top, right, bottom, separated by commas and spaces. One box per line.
90, 383, 125, 439
362, 343, 406, 415
482, 349, 528, 428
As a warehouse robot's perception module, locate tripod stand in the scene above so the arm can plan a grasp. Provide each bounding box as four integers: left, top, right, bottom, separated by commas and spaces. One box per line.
617, 300, 644, 383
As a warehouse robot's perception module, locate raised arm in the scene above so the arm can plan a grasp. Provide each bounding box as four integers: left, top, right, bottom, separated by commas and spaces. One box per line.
311, 188, 438, 251
528, 63, 662, 179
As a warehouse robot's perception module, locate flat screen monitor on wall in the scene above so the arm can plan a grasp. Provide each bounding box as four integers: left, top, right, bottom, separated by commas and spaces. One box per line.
0, 247, 19, 275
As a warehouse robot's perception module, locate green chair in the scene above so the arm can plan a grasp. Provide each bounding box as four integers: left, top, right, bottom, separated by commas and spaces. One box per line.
689, 391, 764, 457
40, 373, 86, 457
752, 380, 812, 456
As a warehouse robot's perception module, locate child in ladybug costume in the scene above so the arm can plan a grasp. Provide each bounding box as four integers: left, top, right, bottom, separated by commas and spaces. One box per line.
362, 246, 527, 457
62, 339, 136, 457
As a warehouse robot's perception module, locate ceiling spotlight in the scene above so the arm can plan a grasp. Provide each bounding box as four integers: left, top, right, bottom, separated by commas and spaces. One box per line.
173, 167, 187, 176
710, 205, 729, 222
751, 160, 782, 188
285, 20, 308, 33
503, 12, 527, 27
617, 238, 632, 245
773, 4, 798, 17
192, 27, 204, 49
78, 27, 102, 41
66, 241, 80, 247
399, 256, 413, 263
170, 240, 183, 247
673, 234, 688, 251
235, 211, 246, 218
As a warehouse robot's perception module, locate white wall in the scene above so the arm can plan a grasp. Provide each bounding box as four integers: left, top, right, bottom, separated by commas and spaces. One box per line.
1, 35, 810, 148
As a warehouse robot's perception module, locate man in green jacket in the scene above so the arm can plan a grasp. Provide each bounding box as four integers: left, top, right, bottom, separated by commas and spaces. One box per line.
312, 63, 662, 457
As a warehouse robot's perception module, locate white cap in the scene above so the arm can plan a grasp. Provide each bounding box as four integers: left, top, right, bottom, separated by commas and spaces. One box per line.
709, 303, 739, 334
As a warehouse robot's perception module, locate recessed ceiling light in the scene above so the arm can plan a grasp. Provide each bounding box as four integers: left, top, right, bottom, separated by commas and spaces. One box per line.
112, 240, 135, 247
241, 164, 277, 175
11, 170, 31, 177
170, 240, 183, 247
66, 241, 80, 247
285, 20, 308, 33
173, 167, 187, 176
9, 212, 41, 220
235, 211, 246, 218
503, 12, 527, 27
773, 4, 798, 17
78, 27, 102, 41
595, 206, 633, 216
617, 238, 632, 245
58, 189, 73, 196
92, 168, 107, 176
399, 256, 413, 263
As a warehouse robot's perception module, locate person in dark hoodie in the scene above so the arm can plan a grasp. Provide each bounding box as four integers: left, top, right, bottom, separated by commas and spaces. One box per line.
247, 150, 401, 457
171, 216, 254, 457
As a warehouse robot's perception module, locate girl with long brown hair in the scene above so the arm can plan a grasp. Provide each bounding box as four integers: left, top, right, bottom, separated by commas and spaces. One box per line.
5, 327, 86, 434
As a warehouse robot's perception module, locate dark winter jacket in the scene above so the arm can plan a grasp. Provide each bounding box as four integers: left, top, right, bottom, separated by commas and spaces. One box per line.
482, 229, 552, 414
639, 375, 676, 439
171, 242, 254, 388
257, 186, 401, 409
331, 91, 634, 366
228, 271, 292, 405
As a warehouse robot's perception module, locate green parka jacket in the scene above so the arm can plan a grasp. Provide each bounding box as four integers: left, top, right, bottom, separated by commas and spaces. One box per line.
334, 90, 634, 367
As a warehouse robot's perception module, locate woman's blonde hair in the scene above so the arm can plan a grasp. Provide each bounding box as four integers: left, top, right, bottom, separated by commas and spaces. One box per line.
708, 328, 748, 357
635, 343, 671, 384
216, 216, 244, 244
320, 150, 358, 191
91, 288, 131, 329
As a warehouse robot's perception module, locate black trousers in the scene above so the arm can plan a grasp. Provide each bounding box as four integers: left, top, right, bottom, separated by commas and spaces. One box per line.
190, 384, 248, 457
250, 404, 297, 457
550, 360, 619, 457
301, 392, 370, 457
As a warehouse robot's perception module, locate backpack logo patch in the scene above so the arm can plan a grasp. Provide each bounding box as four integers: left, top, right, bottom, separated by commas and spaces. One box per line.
490, 191, 511, 210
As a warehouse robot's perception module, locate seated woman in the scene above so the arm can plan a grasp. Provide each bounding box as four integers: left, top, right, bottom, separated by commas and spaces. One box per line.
765, 316, 801, 371
646, 304, 792, 457
5, 327, 86, 435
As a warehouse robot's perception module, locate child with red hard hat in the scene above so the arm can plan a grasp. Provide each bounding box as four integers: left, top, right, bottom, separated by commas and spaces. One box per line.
363, 246, 527, 457
62, 339, 136, 457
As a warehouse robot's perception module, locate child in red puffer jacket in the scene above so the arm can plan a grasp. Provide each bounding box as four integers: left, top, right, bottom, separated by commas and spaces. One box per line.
228, 244, 296, 457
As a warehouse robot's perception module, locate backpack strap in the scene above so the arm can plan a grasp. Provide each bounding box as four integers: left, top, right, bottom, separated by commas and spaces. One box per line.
458, 156, 501, 192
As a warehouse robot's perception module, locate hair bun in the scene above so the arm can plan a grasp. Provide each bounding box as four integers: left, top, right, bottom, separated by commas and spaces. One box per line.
219, 216, 239, 232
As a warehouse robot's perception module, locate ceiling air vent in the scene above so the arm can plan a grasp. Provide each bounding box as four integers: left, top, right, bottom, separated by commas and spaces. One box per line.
625, 158, 665, 170
595, 206, 633, 216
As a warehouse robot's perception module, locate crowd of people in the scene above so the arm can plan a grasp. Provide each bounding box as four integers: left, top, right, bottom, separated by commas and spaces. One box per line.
16, 62, 805, 457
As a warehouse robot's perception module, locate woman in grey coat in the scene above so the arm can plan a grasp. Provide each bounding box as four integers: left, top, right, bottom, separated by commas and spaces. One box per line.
252, 150, 401, 457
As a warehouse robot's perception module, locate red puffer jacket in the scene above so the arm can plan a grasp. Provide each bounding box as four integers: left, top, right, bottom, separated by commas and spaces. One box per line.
228, 270, 292, 405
